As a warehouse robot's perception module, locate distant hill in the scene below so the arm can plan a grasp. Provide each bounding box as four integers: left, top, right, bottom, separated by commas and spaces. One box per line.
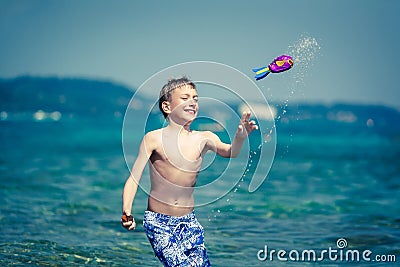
1, 76, 399, 136
0, 76, 136, 116
274, 102, 400, 136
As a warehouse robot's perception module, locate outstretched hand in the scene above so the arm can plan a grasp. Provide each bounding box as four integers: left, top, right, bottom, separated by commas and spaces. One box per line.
236, 111, 258, 138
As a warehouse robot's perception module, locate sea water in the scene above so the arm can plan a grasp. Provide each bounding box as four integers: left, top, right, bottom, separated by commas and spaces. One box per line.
1, 73, 399, 265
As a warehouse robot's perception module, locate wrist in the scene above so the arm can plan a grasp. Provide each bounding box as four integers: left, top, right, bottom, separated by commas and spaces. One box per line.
233, 134, 246, 144
235, 134, 246, 141
123, 210, 131, 216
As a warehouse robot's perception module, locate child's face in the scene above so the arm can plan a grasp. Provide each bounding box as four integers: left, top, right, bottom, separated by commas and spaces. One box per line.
167, 85, 198, 124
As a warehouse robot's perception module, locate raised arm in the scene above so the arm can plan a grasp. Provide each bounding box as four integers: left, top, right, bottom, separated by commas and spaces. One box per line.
121, 132, 155, 230
205, 111, 258, 158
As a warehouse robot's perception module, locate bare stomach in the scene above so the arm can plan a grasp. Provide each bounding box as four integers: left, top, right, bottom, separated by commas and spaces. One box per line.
147, 162, 199, 216
147, 194, 194, 217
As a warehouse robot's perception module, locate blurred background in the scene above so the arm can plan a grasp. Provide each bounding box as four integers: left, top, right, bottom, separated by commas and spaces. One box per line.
1, 0, 399, 265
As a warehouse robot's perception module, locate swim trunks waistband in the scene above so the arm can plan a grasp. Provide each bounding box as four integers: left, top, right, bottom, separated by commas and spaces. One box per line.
144, 210, 196, 226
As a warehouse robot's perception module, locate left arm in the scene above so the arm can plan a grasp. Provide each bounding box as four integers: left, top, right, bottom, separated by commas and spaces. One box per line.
204, 111, 258, 158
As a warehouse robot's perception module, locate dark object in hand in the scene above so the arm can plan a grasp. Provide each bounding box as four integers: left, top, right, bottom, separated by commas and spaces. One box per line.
121, 212, 134, 223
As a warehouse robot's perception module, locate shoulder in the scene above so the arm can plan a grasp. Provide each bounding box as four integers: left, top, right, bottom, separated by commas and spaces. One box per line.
197, 131, 222, 149
199, 130, 220, 141
142, 129, 162, 150
144, 129, 162, 140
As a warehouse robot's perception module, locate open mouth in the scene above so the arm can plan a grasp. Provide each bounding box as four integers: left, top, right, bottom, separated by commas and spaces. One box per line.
184, 109, 196, 115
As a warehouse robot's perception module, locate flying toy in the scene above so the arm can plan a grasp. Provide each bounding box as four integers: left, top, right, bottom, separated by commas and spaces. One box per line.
252, 55, 293, 80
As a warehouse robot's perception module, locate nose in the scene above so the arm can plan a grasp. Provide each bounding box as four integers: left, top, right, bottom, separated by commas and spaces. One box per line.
188, 98, 197, 106
188, 102, 197, 109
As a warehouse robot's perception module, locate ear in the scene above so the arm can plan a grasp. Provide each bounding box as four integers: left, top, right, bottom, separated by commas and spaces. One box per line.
162, 101, 171, 115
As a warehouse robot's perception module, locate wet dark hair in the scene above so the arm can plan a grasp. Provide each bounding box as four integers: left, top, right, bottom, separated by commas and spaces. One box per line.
158, 76, 196, 118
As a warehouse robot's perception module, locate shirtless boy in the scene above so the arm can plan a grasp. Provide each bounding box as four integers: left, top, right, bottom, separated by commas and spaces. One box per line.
121, 76, 258, 266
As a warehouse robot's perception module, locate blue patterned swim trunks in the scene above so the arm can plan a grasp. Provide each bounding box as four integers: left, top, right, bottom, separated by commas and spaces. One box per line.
143, 210, 211, 267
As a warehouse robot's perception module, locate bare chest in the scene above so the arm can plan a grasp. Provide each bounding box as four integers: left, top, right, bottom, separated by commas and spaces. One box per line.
152, 132, 205, 171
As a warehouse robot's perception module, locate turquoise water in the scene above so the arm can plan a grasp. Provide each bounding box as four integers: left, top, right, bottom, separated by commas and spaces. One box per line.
1, 77, 399, 266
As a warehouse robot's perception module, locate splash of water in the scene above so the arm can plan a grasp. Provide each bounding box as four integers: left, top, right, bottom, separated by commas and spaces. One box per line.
275, 34, 322, 120
231, 34, 322, 196
272, 34, 322, 156
288, 34, 322, 86
258, 35, 322, 160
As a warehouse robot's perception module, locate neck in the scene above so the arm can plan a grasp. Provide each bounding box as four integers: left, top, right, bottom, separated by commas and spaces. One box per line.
167, 118, 192, 133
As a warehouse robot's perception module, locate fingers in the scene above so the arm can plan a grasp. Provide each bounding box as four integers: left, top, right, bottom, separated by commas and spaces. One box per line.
238, 111, 258, 136
122, 220, 136, 230
241, 111, 258, 128
248, 120, 258, 130
241, 111, 251, 122
245, 121, 258, 133
121, 213, 136, 231
129, 221, 137, 230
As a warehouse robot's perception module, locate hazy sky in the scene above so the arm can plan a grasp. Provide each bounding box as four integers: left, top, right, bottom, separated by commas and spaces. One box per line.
1, 0, 399, 108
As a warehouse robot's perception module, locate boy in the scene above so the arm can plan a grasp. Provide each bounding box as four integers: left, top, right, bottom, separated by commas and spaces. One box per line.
121, 76, 257, 266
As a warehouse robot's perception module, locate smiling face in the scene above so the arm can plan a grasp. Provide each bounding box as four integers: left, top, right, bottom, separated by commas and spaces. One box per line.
162, 84, 199, 125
